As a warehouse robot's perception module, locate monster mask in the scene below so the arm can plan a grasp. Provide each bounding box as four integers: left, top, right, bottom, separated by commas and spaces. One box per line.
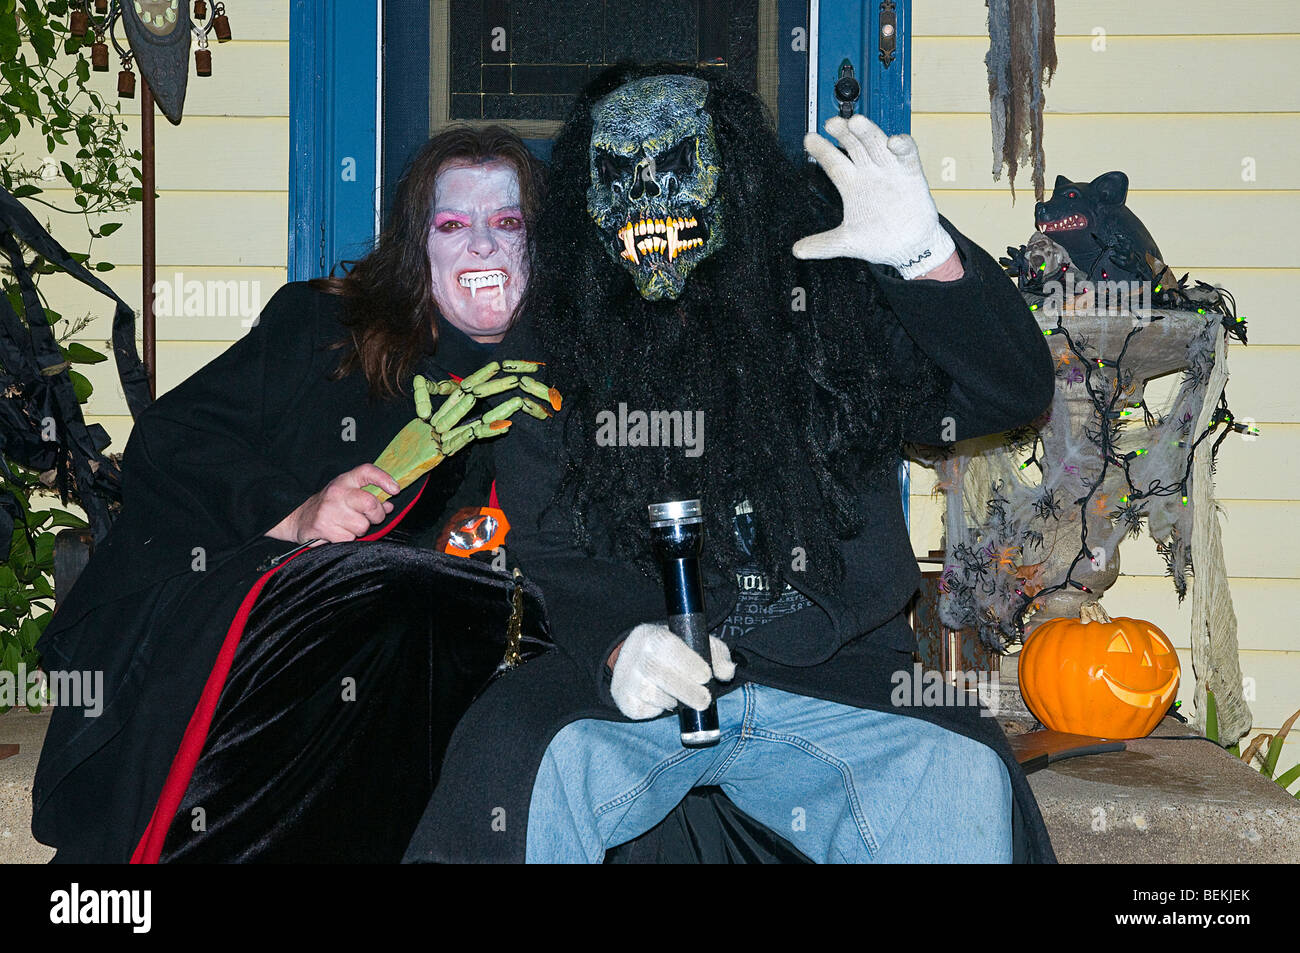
587, 75, 724, 301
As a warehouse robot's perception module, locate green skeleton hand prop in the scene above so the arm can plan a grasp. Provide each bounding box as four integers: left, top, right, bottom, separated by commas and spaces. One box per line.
364, 360, 562, 501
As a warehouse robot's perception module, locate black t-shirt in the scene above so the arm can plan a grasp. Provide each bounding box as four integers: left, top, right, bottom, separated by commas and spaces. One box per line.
712, 500, 815, 642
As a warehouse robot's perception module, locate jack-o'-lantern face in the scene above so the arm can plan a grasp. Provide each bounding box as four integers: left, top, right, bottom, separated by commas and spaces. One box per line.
1095, 625, 1179, 709
1019, 615, 1182, 739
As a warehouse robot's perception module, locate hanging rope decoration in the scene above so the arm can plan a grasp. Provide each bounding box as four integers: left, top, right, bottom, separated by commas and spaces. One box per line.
986, 0, 1057, 202
929, 234, 1251, 655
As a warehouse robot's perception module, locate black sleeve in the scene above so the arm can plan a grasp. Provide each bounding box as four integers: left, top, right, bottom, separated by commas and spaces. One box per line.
872, 216, 1056, 446
119, 283, 325, 552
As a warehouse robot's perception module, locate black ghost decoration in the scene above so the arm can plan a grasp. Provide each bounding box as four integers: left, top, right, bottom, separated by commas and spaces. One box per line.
120, 0, 191, 124
1034, 172, 1164, 283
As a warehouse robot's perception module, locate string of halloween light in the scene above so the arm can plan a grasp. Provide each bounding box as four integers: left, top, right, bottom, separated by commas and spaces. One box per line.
1000, 264, 1251, 640
936, 240, 1254, 647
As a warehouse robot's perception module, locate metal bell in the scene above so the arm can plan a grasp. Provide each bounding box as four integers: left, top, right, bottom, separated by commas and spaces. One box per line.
194, 1, 206, 19
95, 0, 108, 13
118, 68, 136, 99
213, 4, 231, 42
70, 9, 89, 35
195, 48, 212, 76
91, 40, 109, 71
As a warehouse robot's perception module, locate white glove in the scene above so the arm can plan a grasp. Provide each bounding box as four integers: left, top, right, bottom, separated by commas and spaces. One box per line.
793, 113, 956, 279
610, 624, 736, 720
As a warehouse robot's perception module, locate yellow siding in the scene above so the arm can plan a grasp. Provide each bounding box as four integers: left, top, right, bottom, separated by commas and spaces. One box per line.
23, 4, 293, 594
909, 1, 1300, 778
38, 2, 291, 418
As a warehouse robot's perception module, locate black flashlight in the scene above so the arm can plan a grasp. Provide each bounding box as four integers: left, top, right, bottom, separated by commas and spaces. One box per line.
648, 499, 721, 748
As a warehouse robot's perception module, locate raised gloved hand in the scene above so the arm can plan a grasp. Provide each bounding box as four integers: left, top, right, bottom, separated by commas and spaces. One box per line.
609, 624, 736, 720
793, 114, 956, 279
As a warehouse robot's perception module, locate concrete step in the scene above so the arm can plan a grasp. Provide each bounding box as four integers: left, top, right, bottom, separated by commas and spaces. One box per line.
0, 708, 55, 863
1022, 713, 1300, 863
990, 657, 1300, 862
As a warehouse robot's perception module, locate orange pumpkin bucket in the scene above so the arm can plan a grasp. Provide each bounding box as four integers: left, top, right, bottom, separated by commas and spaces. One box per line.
1019, 603, 1180, 739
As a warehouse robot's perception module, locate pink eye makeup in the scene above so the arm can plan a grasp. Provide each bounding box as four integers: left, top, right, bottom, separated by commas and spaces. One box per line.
434, 212, 470, 231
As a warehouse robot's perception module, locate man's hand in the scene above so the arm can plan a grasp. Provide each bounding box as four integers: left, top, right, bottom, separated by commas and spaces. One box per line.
608, 625, 735, 720
793, 114, 956, 280
267, 463, 400, 543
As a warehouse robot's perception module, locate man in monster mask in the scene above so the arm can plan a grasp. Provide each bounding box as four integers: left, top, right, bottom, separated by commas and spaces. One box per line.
405, 65, 1057, 863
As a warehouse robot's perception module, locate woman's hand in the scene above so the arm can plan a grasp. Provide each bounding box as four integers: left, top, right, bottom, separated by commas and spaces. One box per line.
266, 464, 401, 543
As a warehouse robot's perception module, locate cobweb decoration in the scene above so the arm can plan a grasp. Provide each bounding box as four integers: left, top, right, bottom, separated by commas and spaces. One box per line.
986, 0, 1057, 201
927, 233, 1250, 656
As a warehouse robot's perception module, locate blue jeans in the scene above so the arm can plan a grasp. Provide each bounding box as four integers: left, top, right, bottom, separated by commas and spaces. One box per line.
526, 683, 1012, 863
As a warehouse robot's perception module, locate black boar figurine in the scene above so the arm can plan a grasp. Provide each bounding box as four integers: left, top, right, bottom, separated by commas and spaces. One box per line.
1034, 171, 1163, 284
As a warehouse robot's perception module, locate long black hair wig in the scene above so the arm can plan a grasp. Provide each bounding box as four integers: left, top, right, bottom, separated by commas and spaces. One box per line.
526, 63, 951, 594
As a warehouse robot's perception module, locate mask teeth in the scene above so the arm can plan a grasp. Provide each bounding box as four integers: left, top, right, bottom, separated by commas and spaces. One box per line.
620, 216, 703, 261
618, 223, 639, 263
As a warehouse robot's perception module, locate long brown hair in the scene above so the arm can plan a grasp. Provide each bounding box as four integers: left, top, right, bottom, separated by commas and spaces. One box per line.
313, 125, 544, 399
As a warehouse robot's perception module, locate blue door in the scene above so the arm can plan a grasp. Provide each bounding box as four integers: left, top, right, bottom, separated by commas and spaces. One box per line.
289, 1, 912, 280
289, 0, 914, 520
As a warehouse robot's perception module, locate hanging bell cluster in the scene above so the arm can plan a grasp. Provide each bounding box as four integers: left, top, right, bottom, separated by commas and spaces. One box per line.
66, 1, 234, 102
194, 2, 232, 77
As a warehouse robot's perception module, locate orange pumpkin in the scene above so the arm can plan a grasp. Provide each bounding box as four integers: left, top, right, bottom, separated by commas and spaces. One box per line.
1019, 604, 1180, 739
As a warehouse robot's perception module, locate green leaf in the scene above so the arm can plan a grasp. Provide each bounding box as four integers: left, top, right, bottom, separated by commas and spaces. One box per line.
94, 261, 114, 272
1275, 763, 1300, 793
17, 617, 40, 653
1261, 707, 1300, 780
1, 640, 20, 679
67, 368, 93, 402
5, 588, 29, 614
1204, 690, 1219, 744
98, 221, 122, 236
0, 3, 19, 62
45, 509, 87, 530
63, 341, 107, 364
33, 532, 54, 567
11, 183, 40, 198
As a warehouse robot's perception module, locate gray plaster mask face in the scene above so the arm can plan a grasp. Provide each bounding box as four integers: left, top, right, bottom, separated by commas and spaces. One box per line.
587, 75, 724, 301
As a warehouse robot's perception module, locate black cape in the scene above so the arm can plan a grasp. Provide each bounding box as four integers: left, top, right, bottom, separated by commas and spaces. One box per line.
31, 283, 496, 861
404, 220, 1060, 863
